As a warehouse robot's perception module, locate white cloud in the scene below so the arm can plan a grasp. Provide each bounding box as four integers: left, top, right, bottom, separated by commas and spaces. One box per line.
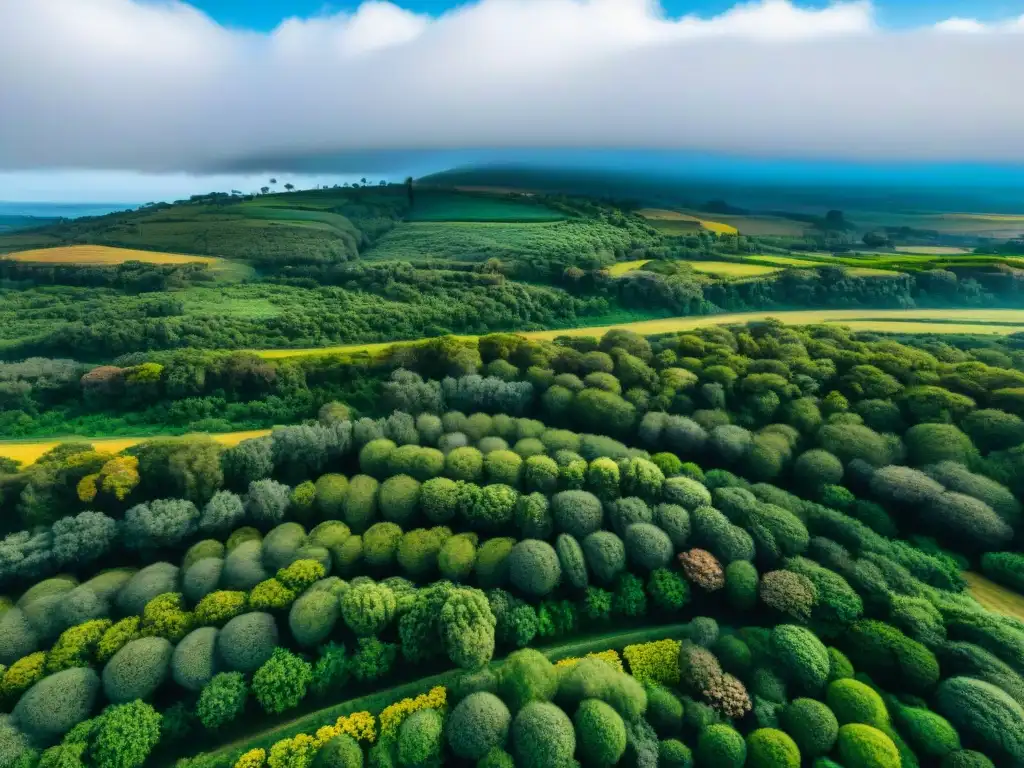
934, 17, 988, 33
0, 0, 1023, 175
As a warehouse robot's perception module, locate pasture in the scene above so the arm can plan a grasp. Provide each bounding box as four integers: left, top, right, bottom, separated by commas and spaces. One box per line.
0, 429, 271, 467
894, 245, 973, 255
2, 244, 220, 266
964, 571, 1024, 621
685, 260, 781, 278
254, 307, 1024, 359
405, 191, 565, 222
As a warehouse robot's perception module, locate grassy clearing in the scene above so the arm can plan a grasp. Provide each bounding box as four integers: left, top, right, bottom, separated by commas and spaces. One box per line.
894, 246, 973, 255
964, 572, 1024, 621
686, 260, 781, 278
2, 244, 219, 266
0, 429, 271, 467
607, 259, 652, 275
254, 308, 1024, 359
752, 255, 822, 267
196, 622, 692, 763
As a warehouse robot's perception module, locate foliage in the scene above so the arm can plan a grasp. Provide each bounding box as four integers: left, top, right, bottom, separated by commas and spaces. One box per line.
837, 724, 901, 768
446, 691, 510, 760
511, 702, 575, 768
780, 698, 838, 757
696, 725, 746, 768
574, 699, 627, 767
12, 666, 100, 744
89, 701, 162, 768
252, 648, 312, 714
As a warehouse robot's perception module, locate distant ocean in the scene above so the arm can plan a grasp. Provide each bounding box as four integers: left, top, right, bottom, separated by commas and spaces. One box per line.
0, 201, 137, 218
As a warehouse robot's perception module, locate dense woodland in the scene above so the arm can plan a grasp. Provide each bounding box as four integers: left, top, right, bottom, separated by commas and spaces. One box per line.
3, 323, 1024, 767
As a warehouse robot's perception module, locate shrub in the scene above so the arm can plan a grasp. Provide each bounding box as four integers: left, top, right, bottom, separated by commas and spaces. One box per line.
613, 572, 647, 618
463, 484, 517, 531
663, 477, 712, 509
927, 492, 1014, 552
654, 504, 690, 549
647, 568, 690, 613
377, 476, 421, 528
554, 535, 588, 590
95, 618, 140, 665
418, 478, 460, 524
511, 702, 575, 768
940, 751, 995, 768
826, 678, 888, 728
624, 639, 682, 687
397, 707, 444, 766
342, 476, 379, 534
587, 457, 621, 501
1, 652, 46, 703
574, 699, 627, 767
558, 657, 647, 720
507, 540, 561, 596
248, 579, 296, 611
551, 491, 604, 538
625, 523, 674, 572
47, 620, 110, 674
12, 667, 99, 744
196, 672, 248, 730
116, 563, 179, 617
475, 537, 516, 589
363, 523, 403, 571
140, 592, 193, 643
794, 450, 844, 489
845, 619, 940, 694
771, 624, 830, 693
441, 588, 497, 670
905, 423, 976, 466
935, 676, 1024, 764
678, 549, 724, 591
760, 571, 817, 622
314, 735, 362, 768
446, 691, 510, 760
579, 531, 625, 586
745, 729, 800, 768
102, 636, 172, 703
222, 541, 270, 592
289, 590, 340, 648
349, 637, 397, 683
894, 705, 960, 760
183, 559, 225, 604
659, 739, 693, 768
837, 724, 901, 768
89, 700, 162, 768
277, 559, 326, 592
607, 496, 652, 537
696, 724, 746, 768
171, 627, 219, 692
499, 649, 557, 712
359, 439, 396, 479
523, 455, 559, 494
341, 583, 396, 637
780, 698, 838, 757
217, 612, 278, 673
724, 560, 758, 611
514, 492, 553, 539
252, 648, 312, 714
439, 534, 478, 582
485, 451, 523, 487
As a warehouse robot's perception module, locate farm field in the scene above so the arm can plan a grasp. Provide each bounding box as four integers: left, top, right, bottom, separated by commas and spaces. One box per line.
685, 260, 780, 277
894, 245, 973, 255
1, 244, 220, 265
964, 572, 1024, 622
0, 429, 270, 466
636, 207, 739, 235
605, 258, 651, 275
254, 307, 1024, 358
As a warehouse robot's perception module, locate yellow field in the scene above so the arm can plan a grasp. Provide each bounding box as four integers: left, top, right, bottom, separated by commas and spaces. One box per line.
637, 209, 739, 235
686, 261, 781, 278
754, 255, 821, 267
0, 429, 270, 467
4, 244, 220, 266
964, 571, 1024, 621
607, 260, 651, 276
255, 308, 1024, 359
894, 246, 972, 255
946, 213, 1024, 222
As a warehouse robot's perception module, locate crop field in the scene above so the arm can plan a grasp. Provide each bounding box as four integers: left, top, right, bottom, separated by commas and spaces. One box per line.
254, 307, 1024, 359
636, 208, 738, 235
606, 259, 651, 275
964, 572, 1024, 621
1, 244, 220, 265
0, 429, 270, 466
894, 245, 973, 255
685, 260, 781, 277
404, 191, 565, 222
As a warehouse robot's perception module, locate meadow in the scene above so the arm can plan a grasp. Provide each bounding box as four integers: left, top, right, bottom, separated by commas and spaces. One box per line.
403, 191, 566, 222
637, 208, 739, 235
2, 245, 220, 266
963, 572, 1024, 622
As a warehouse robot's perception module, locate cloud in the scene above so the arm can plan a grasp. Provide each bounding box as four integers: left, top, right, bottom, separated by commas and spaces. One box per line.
0, 0, 1023, 175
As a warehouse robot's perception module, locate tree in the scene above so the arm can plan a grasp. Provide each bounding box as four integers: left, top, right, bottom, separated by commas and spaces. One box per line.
252, 648, 312, 714
260, 186, 269, 195
196, 672, 249, 730
405, 177, 415, 206
284, 183, 294, 192
90, 701, 162, 768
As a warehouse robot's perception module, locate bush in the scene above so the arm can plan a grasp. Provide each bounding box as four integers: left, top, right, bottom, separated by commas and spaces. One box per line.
625, 523, 674, 572
222, 541, 270, 592
359, 439, 396, 479
724, 561, 758, 611
654, 504, 690, 549
935, 676, 1024, 764
644, 684, 683, 737
260, 523, 308, 573
248, 578, 296, 611
196, 672, 248, 730
663, 477, 712, 509
981, 552, 1024, 593
523, 455, 559, 494
696, 724, 746, 768
90, 700, 162, 768
476, 537, 516, 589
837, 724, 901, 768
511, 702, 575, 768
826, 678, 888, 728
582, 531, 626, 585
574, 699, 627, 767
47, 620, 110, 674
171, 627, 219, 692
396, 707, 444, 766
607, 497, 652, 537
905, 423, 976, 466
760, 571, 817, 622
102, 636, 172, 703
514, 493, 553, 539
507, 540, 561, 596
941, 751, 995, 768
314, 735, 363, 768
441, 588, 497, 670
289, 590, 340, 648
485, 451, 523, 487
678, 549, 724, 591
780, 698, 838, 757
439, 534, 478, 582
845, 619, 940, 694
182, 558, 225, 604
894, 705, 960, 760
341, 583, 396, 637
557, 657, 647, 720
659, 739, 693, 768
499, 649, 557, 712
342, 476, 379, 534
378, 476, 421, 527
554, 535, 588, 590
648, 568, 690, 613
116, 563, 179, 617
12, 667, 99, 744
217, 613, 278, 673
551, 491, 604, 538
927, 492, 1014, 552
446, 691, 510, 760
252, 648, 312, 714
463, 484, 518, 531
745, 729, 800, 768
771, 624, 830, 693
363, 523, 403, 571
794, 450, 844, 489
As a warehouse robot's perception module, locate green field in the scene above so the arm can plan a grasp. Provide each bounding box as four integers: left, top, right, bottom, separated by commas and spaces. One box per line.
404, 191, 566, 222
964, 572, 1024, 621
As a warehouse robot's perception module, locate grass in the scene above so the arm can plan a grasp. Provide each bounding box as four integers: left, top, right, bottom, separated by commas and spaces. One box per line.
2, 244, 220, 266
607, 259, 652, 276
192, 622, 692, 763
0, 429, 271, 466
685, 260, 781, 278
254, 308, 1024, 359
964, 572, 1024, 621
894, 246, 973, 255
637, 208, 738, 235
405, 191, 565, 222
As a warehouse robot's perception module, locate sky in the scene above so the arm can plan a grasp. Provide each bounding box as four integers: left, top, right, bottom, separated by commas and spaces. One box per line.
1, 0, 1024, 203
